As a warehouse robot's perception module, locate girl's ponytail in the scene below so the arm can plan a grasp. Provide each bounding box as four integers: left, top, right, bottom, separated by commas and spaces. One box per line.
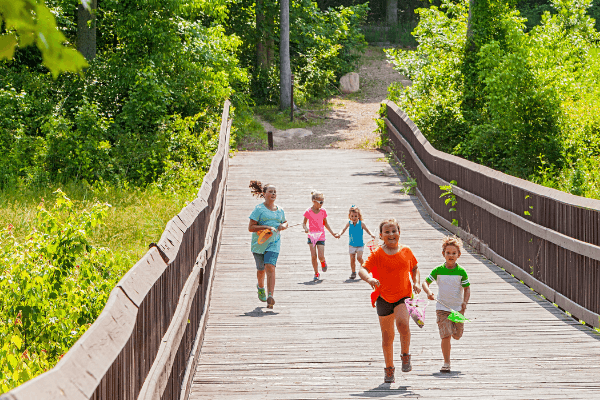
249, 180, 265, 198
250, 180, 275, 198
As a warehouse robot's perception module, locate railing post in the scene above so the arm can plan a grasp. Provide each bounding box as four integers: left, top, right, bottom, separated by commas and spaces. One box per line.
267, 131, 274, 150
290, 74, 294, 122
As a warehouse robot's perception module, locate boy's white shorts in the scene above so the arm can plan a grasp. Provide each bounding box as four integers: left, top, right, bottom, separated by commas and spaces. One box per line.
348, 245, 364, 255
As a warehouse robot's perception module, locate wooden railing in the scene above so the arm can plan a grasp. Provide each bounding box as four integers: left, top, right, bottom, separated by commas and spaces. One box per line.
1, 101, 232, 400
384, 100, 600, 328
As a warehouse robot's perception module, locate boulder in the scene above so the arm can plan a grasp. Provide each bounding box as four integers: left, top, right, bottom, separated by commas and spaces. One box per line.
339, 72, 360, 93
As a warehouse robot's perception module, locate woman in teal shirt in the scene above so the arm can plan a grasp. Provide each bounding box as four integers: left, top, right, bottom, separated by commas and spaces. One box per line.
248, 180, 288, 309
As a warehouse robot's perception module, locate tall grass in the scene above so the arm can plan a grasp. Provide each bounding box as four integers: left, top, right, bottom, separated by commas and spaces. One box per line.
0, 182, 194, 268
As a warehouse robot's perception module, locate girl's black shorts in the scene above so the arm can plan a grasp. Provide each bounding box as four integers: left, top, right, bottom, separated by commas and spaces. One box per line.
376, 296, 410, 317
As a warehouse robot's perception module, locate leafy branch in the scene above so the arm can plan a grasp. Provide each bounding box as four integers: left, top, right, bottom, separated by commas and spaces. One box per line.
440, 180, 459, 226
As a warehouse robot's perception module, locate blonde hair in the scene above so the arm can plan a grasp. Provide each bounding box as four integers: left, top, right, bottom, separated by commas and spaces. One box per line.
311, 190, 324, 200
348, 205, 363, 221
379, 218, 400, 233
442, 235, 463, 253
249, 180, 275, 198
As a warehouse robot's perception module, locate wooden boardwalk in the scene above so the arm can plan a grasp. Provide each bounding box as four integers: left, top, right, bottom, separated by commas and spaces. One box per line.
190, 149, 600, 399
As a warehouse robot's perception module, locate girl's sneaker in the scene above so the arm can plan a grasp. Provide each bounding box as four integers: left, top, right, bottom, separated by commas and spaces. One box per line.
384, 366, 395, 383
401, 354, 412, 372
257, 285, 267, 302
266, 295, 275, 309
349, 272, 357, 279
313, 273, 320, 281
440, 363, 451, 373
321, 261, 328, 272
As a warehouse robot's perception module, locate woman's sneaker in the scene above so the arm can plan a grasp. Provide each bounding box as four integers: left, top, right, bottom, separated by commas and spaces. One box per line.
266, 295, 275, 309
313, 273, 320, 281
349, 272, 357, 279
321, 261, 328, 272
401, 354, 412, 372
384, 366, 395, 383
257, 285, 267, 302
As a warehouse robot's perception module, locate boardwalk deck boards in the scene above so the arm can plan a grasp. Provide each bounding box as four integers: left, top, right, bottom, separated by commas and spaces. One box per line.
189, 150, 600, 399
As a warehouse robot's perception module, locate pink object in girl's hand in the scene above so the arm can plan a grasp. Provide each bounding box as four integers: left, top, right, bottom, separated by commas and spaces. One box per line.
308, 231, 321, 247
405, 298, 429, 328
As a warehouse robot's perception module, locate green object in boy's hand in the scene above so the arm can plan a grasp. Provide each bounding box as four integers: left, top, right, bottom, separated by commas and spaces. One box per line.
447, 310, 470, 323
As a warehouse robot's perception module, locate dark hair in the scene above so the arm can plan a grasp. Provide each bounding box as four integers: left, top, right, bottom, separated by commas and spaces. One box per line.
379, 218, 400, 233
249, 180, 275, 198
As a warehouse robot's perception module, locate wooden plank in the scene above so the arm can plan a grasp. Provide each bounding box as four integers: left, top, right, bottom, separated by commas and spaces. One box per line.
189, 149, 600, 399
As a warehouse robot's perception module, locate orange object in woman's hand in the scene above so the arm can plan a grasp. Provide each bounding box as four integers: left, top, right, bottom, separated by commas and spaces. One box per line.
257, 229, 274, 244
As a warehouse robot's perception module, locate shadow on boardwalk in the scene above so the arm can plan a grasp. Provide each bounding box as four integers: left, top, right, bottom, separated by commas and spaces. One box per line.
190, 149, 600, 400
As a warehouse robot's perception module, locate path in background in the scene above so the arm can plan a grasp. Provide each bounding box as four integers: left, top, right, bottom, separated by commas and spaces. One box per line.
190, 150, 600, 399
258, 47, 411, 150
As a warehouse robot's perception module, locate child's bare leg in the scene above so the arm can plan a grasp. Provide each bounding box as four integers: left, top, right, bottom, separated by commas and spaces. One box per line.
356, 251, 364, 266
309, 245, 319, 274
257, 269, 266, 288
317, 244, 325, 263
378, 315, 396, 368
441, 336, 451, 364
350, 253, 356, 272
265, 264, 276, 295
394, 303, 411, 355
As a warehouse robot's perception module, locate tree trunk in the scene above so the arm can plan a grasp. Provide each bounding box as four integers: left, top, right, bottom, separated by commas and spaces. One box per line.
256, 0, 268, 69
386, 0, 398, 26
280, 0, 291, 110
77, 0, 97, 62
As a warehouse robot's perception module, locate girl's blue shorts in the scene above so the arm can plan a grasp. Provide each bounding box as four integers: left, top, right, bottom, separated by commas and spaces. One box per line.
253, 251, 279, 270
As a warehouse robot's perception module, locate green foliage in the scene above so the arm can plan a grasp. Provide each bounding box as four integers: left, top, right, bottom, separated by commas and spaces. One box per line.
375, 102, 388, 148
387, 0, 600, 199
229, 0, 368, 106
387, 0, 469, 153
1, 0, 247, 190
440, 180, 458, 226
0, 190, 128, 391
0, 0, 88, 76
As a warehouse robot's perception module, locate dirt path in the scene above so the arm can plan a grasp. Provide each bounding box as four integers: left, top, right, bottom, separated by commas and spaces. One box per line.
253, 47, 411, 150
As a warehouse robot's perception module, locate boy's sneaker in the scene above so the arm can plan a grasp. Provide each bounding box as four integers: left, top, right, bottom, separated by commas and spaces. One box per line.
257, 285, 267, 302
266, 295, 275, 309
401, 354, 412, 372
321, 261, 328, 272
384, 366, 395, 383
349, 272, 357, 279
313, 273, 320, 281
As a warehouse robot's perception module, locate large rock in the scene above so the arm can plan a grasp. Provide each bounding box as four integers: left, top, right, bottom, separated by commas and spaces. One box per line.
339, 72, 360, 93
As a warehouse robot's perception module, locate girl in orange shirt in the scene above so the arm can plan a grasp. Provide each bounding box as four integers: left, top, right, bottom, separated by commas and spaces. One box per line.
358, 218, 421, 384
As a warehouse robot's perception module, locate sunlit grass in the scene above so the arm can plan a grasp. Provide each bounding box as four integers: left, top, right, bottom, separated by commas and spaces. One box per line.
1, 182, 193, 268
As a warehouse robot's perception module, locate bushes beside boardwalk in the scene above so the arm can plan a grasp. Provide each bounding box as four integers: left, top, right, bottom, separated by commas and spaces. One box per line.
386, 0, 600, 199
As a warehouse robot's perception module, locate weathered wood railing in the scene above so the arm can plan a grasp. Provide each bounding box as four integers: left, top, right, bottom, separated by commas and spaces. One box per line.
1, 101, 232, 400
384, 100, 600, 328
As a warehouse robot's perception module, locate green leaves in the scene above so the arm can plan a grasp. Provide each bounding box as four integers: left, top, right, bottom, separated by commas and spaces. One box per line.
0, 190, 126, 390
440, 180, 459, 226
0, 0, 88, 77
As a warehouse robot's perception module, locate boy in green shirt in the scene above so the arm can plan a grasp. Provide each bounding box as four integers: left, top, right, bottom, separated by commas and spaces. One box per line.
422, 236, 470, 373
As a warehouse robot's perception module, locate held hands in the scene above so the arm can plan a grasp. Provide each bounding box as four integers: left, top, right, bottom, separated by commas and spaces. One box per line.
426, 291, 435, 301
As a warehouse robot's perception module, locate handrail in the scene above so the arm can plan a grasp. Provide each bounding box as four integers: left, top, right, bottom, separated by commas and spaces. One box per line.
383, 100, 600, 329
1, 101, 232, 400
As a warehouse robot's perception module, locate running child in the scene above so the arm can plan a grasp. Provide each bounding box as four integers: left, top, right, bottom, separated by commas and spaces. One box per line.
422, 235, 470, 373
359, 218, 421, 383
337, 205, 376, 280
248, 180, 288, 309
302, 190, 338, 281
